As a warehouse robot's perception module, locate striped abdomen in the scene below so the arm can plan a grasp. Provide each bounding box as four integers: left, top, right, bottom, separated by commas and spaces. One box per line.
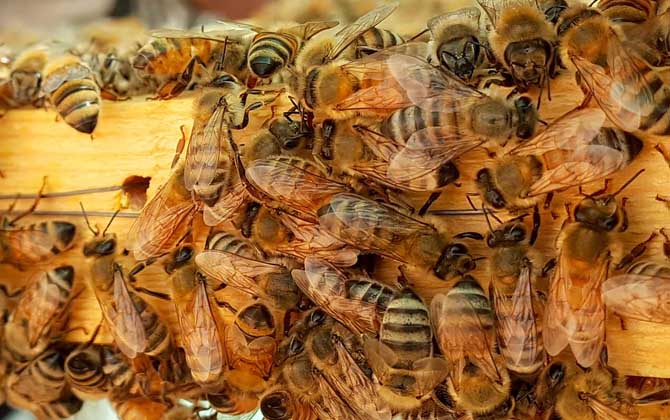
101, 346, 136, 392
446, 275, 495, 344
380, 289, 433, 364
627, 261, 670, 277
598, 0, 654, 23
346, 279, 395, 314
635, 65, 670, 135
248, 32, 299, 79
131, 292, 171, 357
590, 127, 643, 161
33, 396, 83, 419
133, 38, 214, 77
380, 99, 458, 144
356, 28, 404, 55
65, 346, 109, 399
8, 350, 66, 404
206, 231, 260, 259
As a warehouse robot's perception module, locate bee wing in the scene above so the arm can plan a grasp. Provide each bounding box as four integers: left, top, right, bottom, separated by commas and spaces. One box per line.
195, 250, 283, 296
149, 28, 247, 42
176, 280, 224, 383
527, 144, 628, 197
430, 293, 500, 387
363, 336, 401, 379
387, 127, 484, 183
97, 268, 146, 359
224, 322, 248, 368
128, 180, 197, 261
411, 357, 451, 395
314, 374, 361, 420
509, 107, 606, 156
17, 272, 61, 347
184, 106, 227, 191
585, 396, 636, 420
543, 251, 606, 367
246, 158, 346, 216
354, 126, 403, 161
202, 177, 247, 226
293, 257, 379, 333
41, 62, 91, 94
292, 20, 340, 40
603, 273, 670, 323
2, 229, 56, 264
428, 7, 481, 34
327, 2, 399, 61
491, 263, 542, 371
476, 0, 499, 26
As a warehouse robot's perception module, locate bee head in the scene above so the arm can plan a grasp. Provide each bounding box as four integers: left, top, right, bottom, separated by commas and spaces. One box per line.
487, 221, 527, 248
260, 390, 293, 420
513, 96, 537, 139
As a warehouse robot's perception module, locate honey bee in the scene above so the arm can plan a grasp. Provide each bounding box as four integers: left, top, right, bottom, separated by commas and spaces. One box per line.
431, 275, 511, 416
64, 344, 109, 400
83, 215, 172, 359
625, 10, 670, 66
236, 203, 359, 266
364, 288, 450, 411
41, 53, 102, 134
243, 117, 314, 164
0, 44, 48, 108
128, 164, 198, 261
485, 213, 544, 375
292, 256, 395, 334
6, 348, 68, 407
555, 366, 638, 419
183, 86, 260, 226
477, 107, 643, 209
0, 190, 76, 269
224, 302, 277, 393
4, 265, 75, 363
603, 261, 670, 323
534, 355, 578, 417
543, 170, 644, 367
479, 0, 557, 97
558, 7, 670, 135
287, 3, 404, 119
317, 193, 474, 279
196, 232, 301, 310
427, 7, 494, 83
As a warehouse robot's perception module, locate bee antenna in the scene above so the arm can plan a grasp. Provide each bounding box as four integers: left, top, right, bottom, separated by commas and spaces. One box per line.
79, 202, 99, 236
538, 118, 548, 126
588, 0, 598, 7
482, 204, 495, 234
102, 209, 120, 236
611, 169, 645, 198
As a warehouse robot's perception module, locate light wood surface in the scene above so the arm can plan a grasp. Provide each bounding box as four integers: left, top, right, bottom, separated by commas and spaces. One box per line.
0, 68, 669, 390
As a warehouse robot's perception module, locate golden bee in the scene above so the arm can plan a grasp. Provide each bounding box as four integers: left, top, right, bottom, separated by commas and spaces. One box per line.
0, 44, 48, 108
543, 170, 644, 367
292, 256, 395, 334
41, 53, 102, 134
0, 189, 76, 269
128, 164, 198, 261
477, 107, 643, 210
183, 86, 260, 226
479, 0, 557, 98
364, 288, 449, 411
83, 215, 172, 360
603, 261, 670, 324
484, 213, 544, 376
428, 7, 495, 83
64, 344, 110, 401
558, 6, 670, 135
3, 265, 75, 363
317, 192, 475, 279
431, 275, 512, 417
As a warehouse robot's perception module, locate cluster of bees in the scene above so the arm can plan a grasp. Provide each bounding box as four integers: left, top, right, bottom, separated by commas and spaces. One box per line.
2, 0, 670, 418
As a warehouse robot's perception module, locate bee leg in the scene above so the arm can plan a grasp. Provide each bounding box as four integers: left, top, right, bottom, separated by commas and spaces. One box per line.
615, 232, 657, 270
541, 258, 557, 277
134, 287, 170, 301
171, 125, 188, 169
577, 90, 593, 109
128, 259, 157, 284
656, 194, 670, 205
543, 192, 554, 210
418, 191, 442, 216
615, 313, 627, 331
231, 101, 263, 130
214, 298, 237, 314
9, 176, 46, 225
660, 228, 670, 259
618, 197, 629, 232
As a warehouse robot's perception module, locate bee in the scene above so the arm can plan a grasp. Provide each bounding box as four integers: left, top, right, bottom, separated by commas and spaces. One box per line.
337, 53, 537, 196
4, 265, 75, 363
224, 302, 277, 389
427, 7, 495, 83
32, 394, 84, 420
83, 214, 172, 359
603, 261, 670, 323
479, 0, 557, 98
183, 86, 260, 226
288, 3, 404, 119
260, 388, 316, 420
555, 366, 638, 419
292, 256, 395, 334
621, 375, 670, 405
100, 345, 138, 396
534, 355, 578, 417
0, 44, 48, 108
0, 189, 76, 269
543, 170, 644, 367
41, 53, 101, 134
207, 381, 261, 415
558, 7, 670, 134
317, 193, 474, 279
6, 349, 68, 407
364, 288, 450, 411
236, 202, 360, 267
484, 212, 544, 375
128, 164, 198, 261
195, 233, 302, 310
64, 344, 109, 400
431, 275, 511, 416
243, 117, 314, 164
625, 11, 670, 66
477, 107, 643, 209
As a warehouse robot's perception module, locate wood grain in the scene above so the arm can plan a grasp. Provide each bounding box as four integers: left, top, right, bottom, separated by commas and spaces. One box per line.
0, 69, 669, 389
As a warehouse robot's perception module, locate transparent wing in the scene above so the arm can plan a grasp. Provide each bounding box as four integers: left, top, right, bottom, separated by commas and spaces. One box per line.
42, 62, 91, 93
195, 250, 283, 296
184, 105, 227, 191
603, 273, 670, 323
149, 28, 249, 42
